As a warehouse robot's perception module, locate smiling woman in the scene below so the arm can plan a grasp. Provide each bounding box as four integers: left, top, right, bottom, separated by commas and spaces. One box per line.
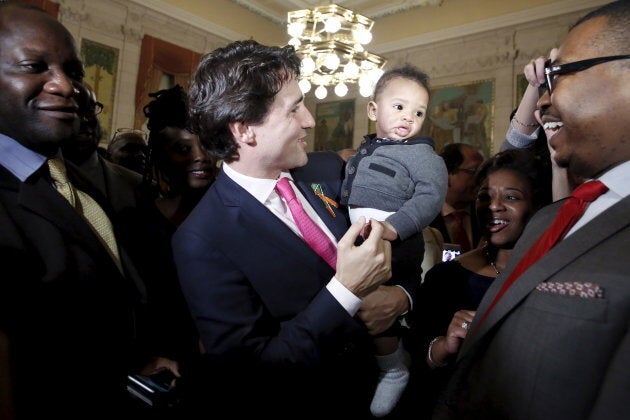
408, 147, 551, 417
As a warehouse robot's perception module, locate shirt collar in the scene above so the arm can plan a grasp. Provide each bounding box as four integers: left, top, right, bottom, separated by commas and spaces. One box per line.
0, 133, 48, 182
595, 160, 630, 199
223, 162, 293, 205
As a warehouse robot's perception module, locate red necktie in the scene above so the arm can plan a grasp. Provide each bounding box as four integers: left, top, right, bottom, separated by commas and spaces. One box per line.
451, 210, 471, 252
476, 180, 608, 328
275, 177, 337, 269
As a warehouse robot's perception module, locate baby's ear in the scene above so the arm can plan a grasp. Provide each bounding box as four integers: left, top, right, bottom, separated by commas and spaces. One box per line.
367, 101, 377, 121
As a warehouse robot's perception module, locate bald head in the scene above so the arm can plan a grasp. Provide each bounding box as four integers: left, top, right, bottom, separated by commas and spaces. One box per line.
0, 2, 83, 155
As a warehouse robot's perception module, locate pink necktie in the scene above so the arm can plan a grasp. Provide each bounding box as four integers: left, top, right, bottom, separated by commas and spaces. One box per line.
476, 180, 608, 329
275, 177, 337, 269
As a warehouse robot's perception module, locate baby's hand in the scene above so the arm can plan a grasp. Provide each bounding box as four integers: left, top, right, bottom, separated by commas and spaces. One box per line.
360, 219, 398, 241
381, 221, 399, 241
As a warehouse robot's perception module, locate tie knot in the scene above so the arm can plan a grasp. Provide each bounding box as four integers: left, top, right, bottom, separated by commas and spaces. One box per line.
47, 158, 69, 184
275, 177, 297, 202
571, 180, 608, 203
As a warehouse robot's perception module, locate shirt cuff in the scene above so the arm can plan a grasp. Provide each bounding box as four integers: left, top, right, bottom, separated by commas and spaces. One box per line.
505, 124, 539, 148
327, 277, 362, 316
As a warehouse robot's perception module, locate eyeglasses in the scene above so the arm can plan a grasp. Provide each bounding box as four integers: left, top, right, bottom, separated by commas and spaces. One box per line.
79, 101, 104, 121
543, 55, 630, 93
112, 128, 148, 142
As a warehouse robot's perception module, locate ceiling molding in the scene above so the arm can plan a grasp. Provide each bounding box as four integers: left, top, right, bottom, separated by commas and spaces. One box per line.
128, 0, 244, 41
229, 0, 284, 25
228, 0, 445, 23
130, 0, 610, 53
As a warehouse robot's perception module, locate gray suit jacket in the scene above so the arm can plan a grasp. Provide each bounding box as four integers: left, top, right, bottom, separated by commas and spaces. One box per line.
434, 195, 630, 420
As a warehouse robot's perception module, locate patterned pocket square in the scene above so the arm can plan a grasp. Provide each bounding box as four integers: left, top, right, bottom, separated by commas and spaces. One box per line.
536, 281, 604, 299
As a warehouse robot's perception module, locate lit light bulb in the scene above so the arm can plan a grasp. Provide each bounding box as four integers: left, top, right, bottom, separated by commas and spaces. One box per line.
353, 27, 372, 44
288, 38, 301, 48
315, 85, 328, 99
334, 82, 348, 97
301, 57, 316, 75
299, 79, 312, 94
360, 84, 374, 97
324, 16, 341, 33
359, 73, 373, 89
369, 68, 385, 83
288, 22, 305, 38
323, 53, 340, 71
343, 61, 360, 79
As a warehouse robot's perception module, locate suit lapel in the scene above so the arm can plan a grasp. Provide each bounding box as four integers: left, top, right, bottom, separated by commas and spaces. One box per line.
216, 172, 335, 273
18, 170, 127, 278
293, 178, 347, 241
463, 196, 630, 354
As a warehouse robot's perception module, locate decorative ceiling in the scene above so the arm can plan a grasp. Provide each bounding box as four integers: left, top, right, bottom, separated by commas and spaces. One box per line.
226, 0, 445, 24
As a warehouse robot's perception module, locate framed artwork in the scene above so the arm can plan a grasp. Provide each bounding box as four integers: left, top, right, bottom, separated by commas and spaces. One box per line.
314, 99, 355, 151
80, 39, 119, 142
422, 79, 495, 158
515, 73, 529, 109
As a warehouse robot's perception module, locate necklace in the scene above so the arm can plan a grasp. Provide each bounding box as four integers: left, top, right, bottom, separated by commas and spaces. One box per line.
483, 243, 500, 275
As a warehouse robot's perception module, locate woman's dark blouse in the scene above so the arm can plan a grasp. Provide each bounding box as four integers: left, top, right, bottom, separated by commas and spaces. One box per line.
408, 260, 495, 417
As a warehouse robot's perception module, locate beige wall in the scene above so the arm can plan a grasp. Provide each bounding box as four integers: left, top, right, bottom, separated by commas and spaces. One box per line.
56, 0, 606, 154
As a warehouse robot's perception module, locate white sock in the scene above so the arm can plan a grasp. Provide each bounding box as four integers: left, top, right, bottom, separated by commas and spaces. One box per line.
370, 342, 411, 417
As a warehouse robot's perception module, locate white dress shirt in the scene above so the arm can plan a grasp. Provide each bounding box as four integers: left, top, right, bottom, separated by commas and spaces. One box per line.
567, 160, 630, 237
222, 163, 362, 315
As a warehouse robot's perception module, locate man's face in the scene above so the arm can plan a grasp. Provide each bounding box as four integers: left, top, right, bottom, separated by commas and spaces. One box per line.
108, 132, 148, 174
246, 77, 315, 178
447, 145, 484, 207
538, 16, 630, 178
0, 8, 83, 156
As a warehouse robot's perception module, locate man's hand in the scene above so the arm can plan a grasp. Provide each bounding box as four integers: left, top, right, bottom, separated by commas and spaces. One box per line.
357, 285, 410, 335
336, 217, 392, 298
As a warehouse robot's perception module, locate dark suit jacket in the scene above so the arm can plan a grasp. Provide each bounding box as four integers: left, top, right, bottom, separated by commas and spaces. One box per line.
173, 151, 403, 418
0, 161, 147, 418
79, 154, 143, 213
434, 195, 630, 420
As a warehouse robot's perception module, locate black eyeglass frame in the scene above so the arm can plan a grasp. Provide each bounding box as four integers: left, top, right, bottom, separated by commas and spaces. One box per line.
543, 55, 630, 93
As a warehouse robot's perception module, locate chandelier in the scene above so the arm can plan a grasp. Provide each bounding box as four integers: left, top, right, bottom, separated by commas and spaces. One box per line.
287, 4, 387, 100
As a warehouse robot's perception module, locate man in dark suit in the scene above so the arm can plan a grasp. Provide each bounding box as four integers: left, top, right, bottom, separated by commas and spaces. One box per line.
62, 82, 143, 213
172, 40, 412, 419
0, 4, 148, 418
430, 143, 484, 254
434, 2, 630, 419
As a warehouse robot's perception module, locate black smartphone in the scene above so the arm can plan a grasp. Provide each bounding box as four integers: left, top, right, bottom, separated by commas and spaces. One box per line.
127, 370, 178, 407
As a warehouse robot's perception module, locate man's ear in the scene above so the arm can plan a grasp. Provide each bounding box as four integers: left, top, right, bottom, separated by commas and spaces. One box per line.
228, 121, 255, 145
367, 101, 377, 121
